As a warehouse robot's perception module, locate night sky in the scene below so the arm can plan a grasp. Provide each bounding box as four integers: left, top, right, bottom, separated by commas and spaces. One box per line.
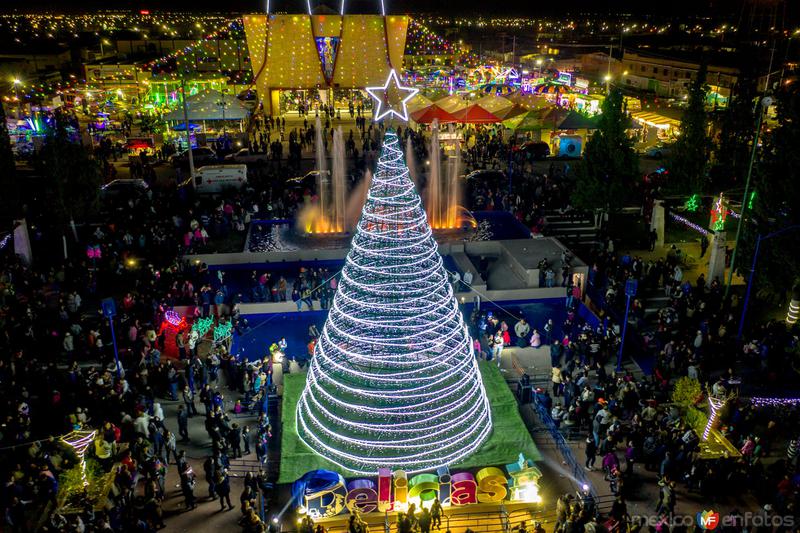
1, 0, 741, 17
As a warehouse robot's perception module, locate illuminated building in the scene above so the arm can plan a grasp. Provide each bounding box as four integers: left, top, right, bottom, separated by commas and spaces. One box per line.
243, 13, 409, 114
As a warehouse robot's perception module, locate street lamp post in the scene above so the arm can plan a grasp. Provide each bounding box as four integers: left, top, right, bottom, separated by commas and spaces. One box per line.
616, 279, 638, 372
179, 78, 196, 188
12, 78, 21, 119
737, 224, 800, 339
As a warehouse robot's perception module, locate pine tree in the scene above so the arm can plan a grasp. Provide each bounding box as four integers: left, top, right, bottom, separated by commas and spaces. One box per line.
740, 83, 800, 300
571, 89, 638, 217
713, 49, 758, 189
32, 112, 102, 228
668, 63, 711, 193
296, 130, 492, 474
0, 102, 19, 223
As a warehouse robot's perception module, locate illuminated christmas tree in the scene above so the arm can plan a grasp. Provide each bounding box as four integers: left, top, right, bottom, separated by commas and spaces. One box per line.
296, 130, 492, 475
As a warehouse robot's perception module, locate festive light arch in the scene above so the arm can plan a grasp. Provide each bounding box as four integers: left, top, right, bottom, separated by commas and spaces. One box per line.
296, 130, 492, 475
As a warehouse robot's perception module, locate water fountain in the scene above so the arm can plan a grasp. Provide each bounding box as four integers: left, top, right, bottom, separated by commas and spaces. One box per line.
331, 127, 346, 231
427, 119, 443, 228
446, 126, 462, 228
302, 119, 347, 233
425, 120, 473, 229
314, 117, 328, 231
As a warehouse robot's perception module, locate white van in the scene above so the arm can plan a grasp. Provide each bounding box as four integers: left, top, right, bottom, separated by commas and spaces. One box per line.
194, 165, 248, 194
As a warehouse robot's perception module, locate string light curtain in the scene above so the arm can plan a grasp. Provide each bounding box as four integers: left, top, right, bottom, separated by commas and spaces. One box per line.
296, 130, 492, 475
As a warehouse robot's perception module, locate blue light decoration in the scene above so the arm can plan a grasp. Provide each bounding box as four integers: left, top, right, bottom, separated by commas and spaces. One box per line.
315, 37, 341, 85
750, 397, 800, 408
669, 213, 710, 236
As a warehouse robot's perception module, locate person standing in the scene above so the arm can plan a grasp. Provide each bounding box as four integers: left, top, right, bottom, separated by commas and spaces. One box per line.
418, 507, 432, 533
585, 436, 597, 471
216, 468, 234, 511
164, 429, 178, 465
700, 235, 709, 257
514, 319, 531, 347
176, 331, 187, 360
183, 386, 198, 417
242, 425, 252, 455
180, 466, 197, 510
229, 423, 243, 459
177, 405, 189, 443
430, 497, 442, 530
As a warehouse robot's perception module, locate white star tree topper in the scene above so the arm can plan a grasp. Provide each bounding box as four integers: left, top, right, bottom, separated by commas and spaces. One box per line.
366, 69, 419, 122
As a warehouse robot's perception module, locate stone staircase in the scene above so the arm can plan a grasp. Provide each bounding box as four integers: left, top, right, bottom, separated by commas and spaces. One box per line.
641, 286, 671, 319
542, 210, 599, 249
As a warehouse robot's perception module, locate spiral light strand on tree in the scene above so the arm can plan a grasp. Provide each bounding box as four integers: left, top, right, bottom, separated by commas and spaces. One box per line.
296, 130, 492, 475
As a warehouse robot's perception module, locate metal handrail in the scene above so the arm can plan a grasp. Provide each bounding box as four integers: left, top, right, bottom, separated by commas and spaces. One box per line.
530, 392, 596, 501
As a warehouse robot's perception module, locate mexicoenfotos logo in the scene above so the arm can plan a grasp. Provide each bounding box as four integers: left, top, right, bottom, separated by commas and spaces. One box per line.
697, 510, 720, 530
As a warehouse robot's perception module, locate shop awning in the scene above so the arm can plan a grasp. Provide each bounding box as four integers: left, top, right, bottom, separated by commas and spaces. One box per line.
474, 94, 514, 117
631, 111, 681, 130
163, 90, 251, 121
557, 110, 598, 130
406, 93, 434, 114
453, 104, 502, 124
508, 92, 551, 110
435, 95, 469, 115
411, 104, 459, 124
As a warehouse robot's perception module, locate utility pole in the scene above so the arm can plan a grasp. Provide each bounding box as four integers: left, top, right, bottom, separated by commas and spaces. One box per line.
512, 35, 516, 67
180, 77, 196, 188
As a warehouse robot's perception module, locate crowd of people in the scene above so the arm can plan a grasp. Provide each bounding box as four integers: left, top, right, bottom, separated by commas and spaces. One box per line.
3, 103, 798, 533
527, 235, 800, 532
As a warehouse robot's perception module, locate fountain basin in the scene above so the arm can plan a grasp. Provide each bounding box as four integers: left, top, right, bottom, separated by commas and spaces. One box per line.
247, 211, 532, 253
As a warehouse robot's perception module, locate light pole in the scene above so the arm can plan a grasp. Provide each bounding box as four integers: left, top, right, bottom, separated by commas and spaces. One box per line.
616, 279, 638, 372
737, 224, 800, 339
12, 78, 21, 119
724, 96, 773, 300
179, 78, 196, 187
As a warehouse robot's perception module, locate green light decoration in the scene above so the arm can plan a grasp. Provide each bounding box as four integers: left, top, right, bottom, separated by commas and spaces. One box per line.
192, 316, 214, 337
213, 321, 233, 344
748, 191, 756, 210
685, 194, 701, 212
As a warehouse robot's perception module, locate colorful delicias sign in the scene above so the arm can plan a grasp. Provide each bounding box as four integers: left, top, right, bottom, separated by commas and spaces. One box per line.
293, 455, 542, 519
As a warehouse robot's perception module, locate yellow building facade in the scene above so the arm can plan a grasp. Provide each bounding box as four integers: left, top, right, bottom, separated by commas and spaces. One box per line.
243, 14, 409, 114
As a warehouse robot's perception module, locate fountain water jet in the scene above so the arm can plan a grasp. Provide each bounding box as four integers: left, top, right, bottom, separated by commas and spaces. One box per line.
302, 119, 347, 233
331, 127, 346, 231
427, 120, 443, 228
425, 121, 473, 229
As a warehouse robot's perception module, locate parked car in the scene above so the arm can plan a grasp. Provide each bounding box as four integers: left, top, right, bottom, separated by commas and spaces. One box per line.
517, 141, 550, 160
224, 148, 269, 164
194, 165, 248, 194
643, 142, 674, 159
169, 146, 218, 167
99, 179, 150, 203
